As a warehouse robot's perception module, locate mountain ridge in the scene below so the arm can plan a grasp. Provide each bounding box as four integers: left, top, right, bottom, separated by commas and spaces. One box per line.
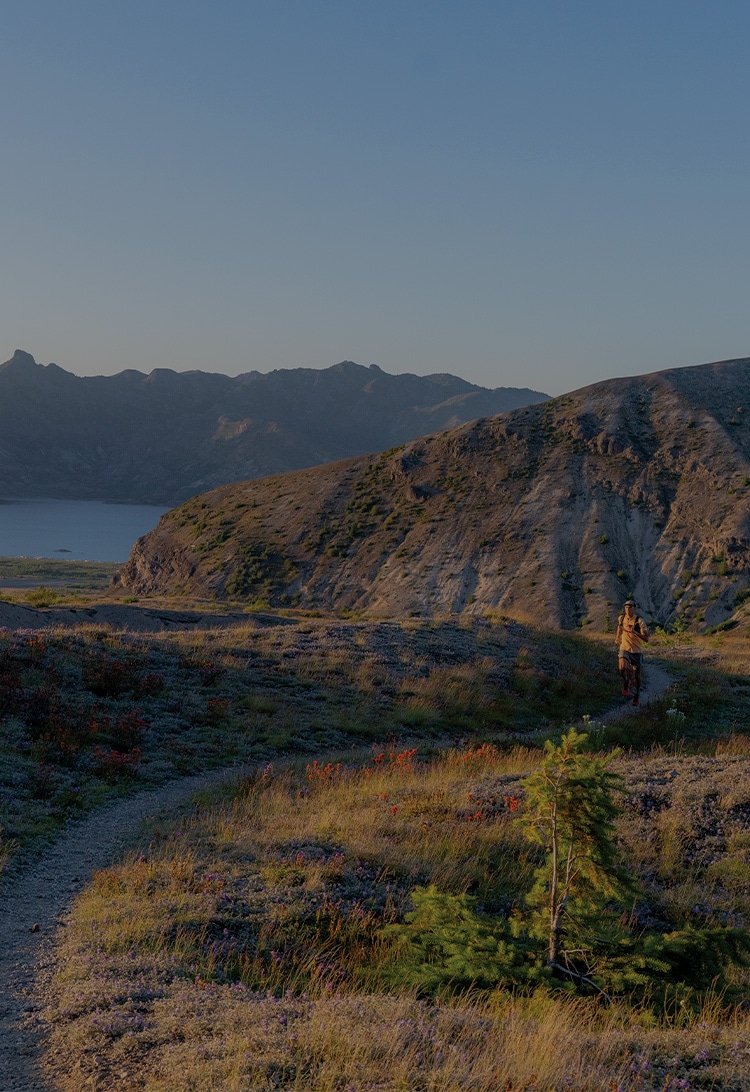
0, 350, 548, 504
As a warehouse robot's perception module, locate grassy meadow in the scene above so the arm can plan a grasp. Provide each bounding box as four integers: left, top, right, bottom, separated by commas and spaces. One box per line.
0, 613, 626, 870
1, 603, 750, 1089
0, 556, 120, 599
44, 738, 750, 1091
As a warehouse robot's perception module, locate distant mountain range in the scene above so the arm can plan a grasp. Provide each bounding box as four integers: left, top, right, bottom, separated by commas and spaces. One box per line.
115, 356, 750, 631
0, 350, 548, 504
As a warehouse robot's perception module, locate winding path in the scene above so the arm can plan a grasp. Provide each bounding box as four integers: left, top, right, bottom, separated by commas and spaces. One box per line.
0, 659, 675, 1091
0, 767, 243, 1092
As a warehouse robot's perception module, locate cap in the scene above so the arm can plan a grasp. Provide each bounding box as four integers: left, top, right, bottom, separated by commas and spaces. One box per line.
623, 599, 636, 606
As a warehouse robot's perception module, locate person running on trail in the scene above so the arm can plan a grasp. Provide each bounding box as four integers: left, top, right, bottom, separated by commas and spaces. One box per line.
615, 599, 649, 706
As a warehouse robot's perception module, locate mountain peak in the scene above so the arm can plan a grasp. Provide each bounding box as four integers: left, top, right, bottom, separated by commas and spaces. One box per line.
1, 349, 39, 371
0, 351, 77, 386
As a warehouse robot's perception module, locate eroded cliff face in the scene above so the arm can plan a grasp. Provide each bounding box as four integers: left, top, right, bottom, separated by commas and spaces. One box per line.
114, 358, 750, 631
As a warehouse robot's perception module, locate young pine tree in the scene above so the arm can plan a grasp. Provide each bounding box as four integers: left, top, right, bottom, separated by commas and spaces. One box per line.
518, 727, 634, 980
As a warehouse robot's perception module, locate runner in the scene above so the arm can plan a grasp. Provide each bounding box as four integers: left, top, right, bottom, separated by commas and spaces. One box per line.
615, 599, 649, 706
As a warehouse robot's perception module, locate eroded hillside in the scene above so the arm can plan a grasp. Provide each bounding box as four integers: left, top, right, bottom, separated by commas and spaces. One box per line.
114, 357, 750, 630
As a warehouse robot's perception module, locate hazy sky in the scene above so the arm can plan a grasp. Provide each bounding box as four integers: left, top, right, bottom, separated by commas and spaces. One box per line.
2, 1, 748, 396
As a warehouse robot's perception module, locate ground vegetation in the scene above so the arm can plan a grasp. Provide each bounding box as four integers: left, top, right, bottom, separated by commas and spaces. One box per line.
43, 729, 750, 1090
0, 613, 745, 1089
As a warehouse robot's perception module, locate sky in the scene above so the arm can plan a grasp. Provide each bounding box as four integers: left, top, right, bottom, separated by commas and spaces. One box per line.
1, 1, 749, 397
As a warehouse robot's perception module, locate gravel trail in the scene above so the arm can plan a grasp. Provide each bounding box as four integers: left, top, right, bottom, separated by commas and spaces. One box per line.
598, 659, 674, 723
0, 766, 244, 1092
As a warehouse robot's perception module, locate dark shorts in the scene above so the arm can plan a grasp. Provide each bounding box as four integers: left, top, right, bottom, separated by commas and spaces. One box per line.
619, 651, 642, 666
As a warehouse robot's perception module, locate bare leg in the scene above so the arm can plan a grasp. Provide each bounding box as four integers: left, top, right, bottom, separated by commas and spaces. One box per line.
631, 663, 641, 704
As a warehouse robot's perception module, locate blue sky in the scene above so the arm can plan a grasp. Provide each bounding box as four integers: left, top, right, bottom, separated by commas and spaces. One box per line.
1, 1, 748, 395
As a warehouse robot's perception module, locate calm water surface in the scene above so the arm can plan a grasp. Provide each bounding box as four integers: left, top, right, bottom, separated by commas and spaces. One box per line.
0, 499, 170, 562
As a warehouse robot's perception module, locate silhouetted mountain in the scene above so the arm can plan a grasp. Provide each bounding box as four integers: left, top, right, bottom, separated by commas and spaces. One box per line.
0, 351, 548, 503
115, 355, 750, 631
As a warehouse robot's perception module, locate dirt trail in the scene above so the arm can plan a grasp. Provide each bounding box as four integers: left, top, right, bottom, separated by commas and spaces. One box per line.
0, 657, 674, 1091
0, 766, 244, 1092
598, 659, 674, 723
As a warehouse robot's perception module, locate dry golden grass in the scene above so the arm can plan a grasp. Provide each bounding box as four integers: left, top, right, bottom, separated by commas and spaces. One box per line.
52, 982, 750, 1092
3, 613, 626, 873
5, 612, 750, 1089
44, 742, 750, 1091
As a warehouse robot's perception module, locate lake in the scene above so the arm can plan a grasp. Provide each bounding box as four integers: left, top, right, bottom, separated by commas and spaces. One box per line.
0, 499, 170, 562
